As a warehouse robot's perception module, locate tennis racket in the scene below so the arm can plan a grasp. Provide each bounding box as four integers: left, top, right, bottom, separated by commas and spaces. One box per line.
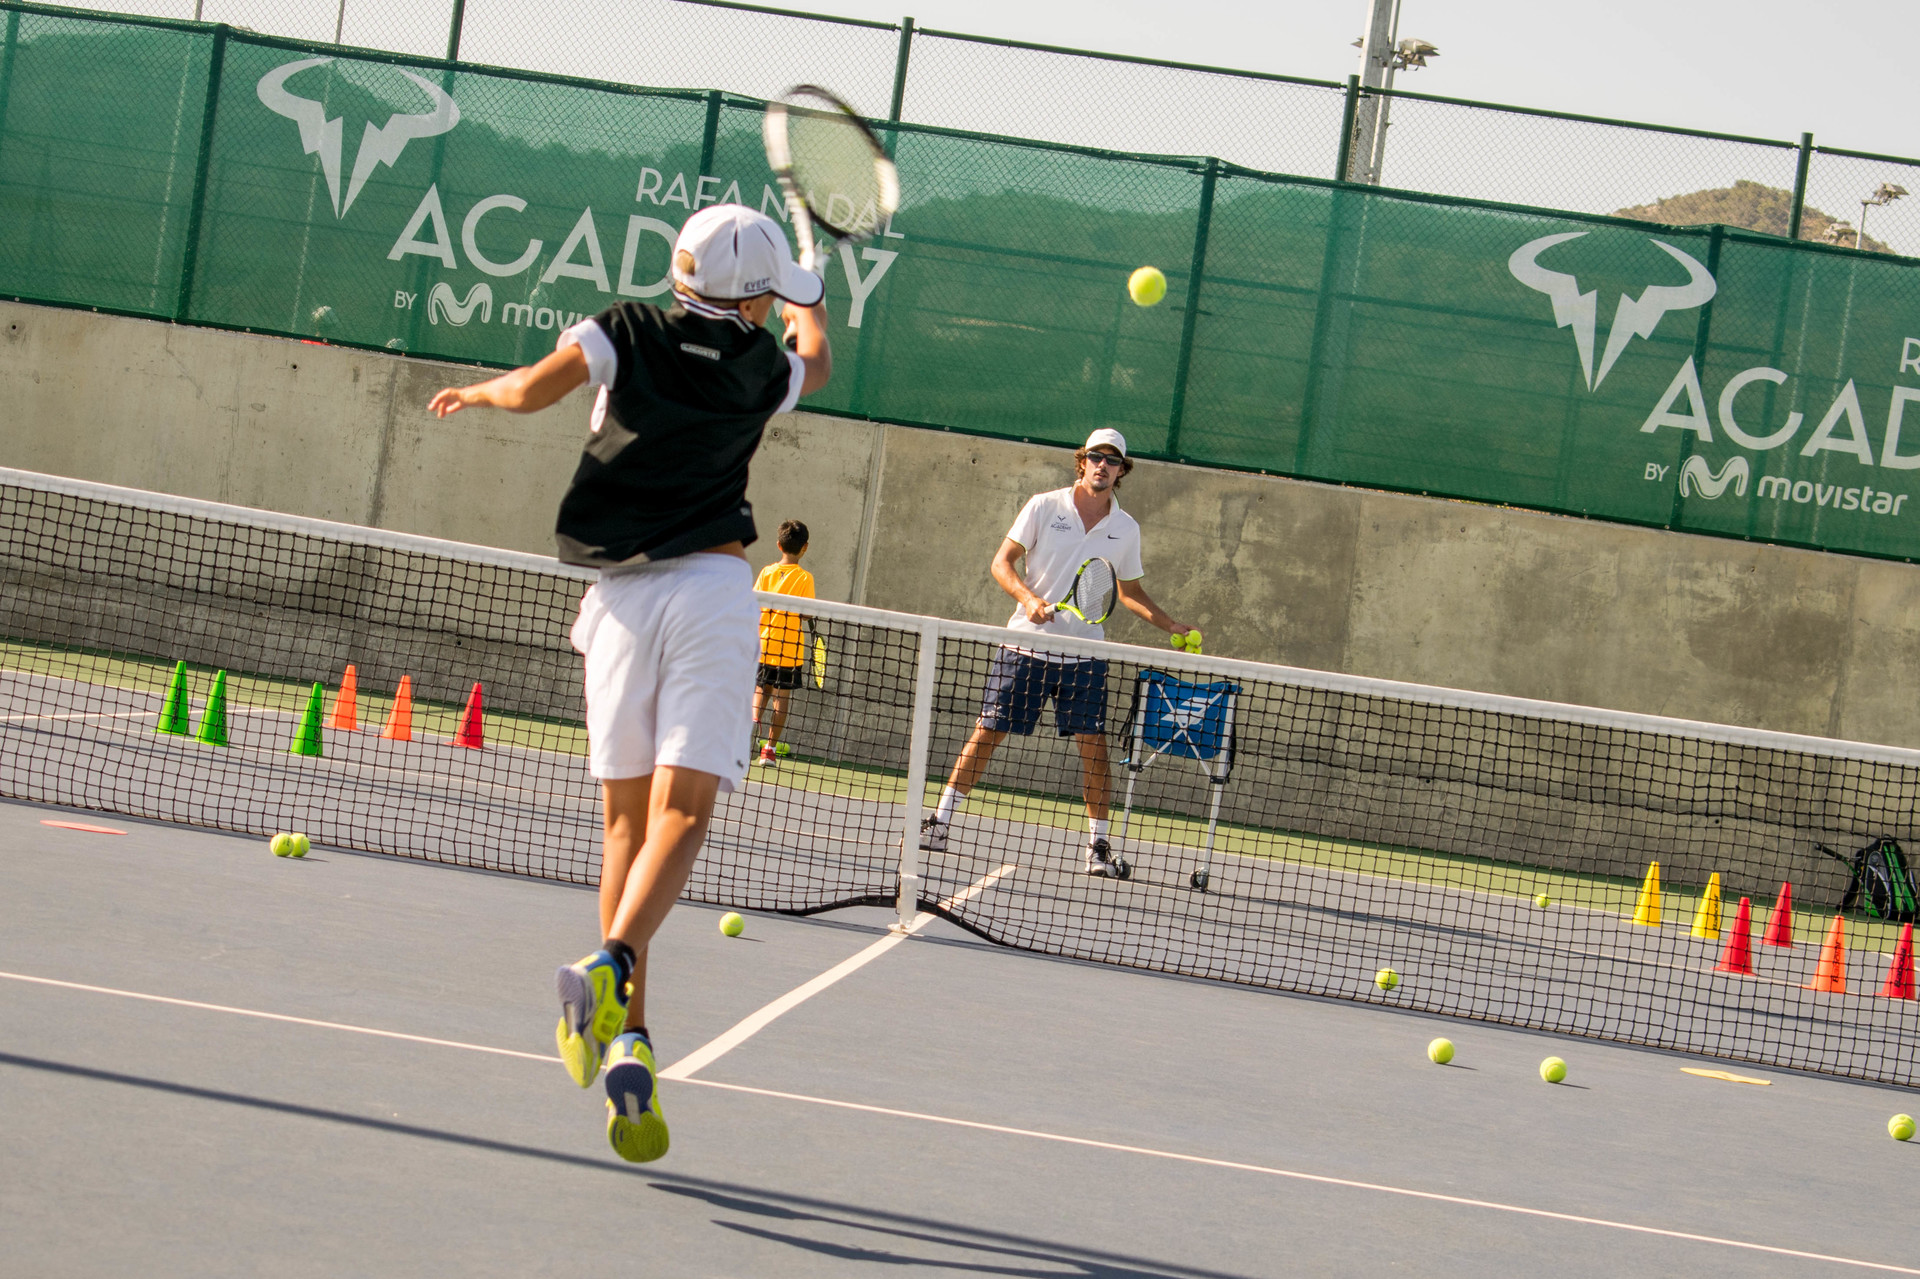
762, 85, 900, 278
1051, 556, 1118, 625
812, 634, 828, 690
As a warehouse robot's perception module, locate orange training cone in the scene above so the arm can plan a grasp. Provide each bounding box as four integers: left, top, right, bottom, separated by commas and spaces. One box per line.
1804, 915, 1848, 994
1761, 881, 1796, 948
1715, 896, 1756, 975
452, 681, 484, 749
381, 675, 414, 742
328, 664, 359, 731
1880, 923, 1916, 1000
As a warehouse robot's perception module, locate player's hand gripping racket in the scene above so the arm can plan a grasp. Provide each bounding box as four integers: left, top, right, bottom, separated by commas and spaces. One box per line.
1050, 556, 1118, 625
763, 85, 900, 280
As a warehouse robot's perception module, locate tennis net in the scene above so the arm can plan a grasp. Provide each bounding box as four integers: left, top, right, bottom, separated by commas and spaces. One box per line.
8, 464, 1920, 1086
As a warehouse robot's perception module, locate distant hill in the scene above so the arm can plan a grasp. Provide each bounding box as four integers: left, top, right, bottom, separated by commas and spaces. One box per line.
1613, 180, 1889, 253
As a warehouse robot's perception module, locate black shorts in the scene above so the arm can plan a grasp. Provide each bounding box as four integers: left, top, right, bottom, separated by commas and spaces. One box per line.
978, 649, 1108, 737
757, 662, 804, 690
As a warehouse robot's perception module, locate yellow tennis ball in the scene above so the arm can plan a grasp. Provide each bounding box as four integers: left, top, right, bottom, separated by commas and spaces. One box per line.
1374, 967, 1398, 992
1184, 629, 1203, 652
1169, 631, 1187, 649
270, 832, 293, 857
719, 911, 746, 937
1534, 892, 1550, 908
1540, 1056, 1568, 1083
1128, 265, 1166, 307
290, 833, 310, 858
1892, 1114, 1916, 1141
1427, 1037, 1454, 1065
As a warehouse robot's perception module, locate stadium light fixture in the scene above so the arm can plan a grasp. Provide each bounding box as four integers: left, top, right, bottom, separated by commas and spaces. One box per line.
1858, 182, 1908, 251
1350, 0, 1439, 184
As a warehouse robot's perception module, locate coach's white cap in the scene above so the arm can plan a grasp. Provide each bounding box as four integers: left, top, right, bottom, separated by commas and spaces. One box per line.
671, 204, 825, 307
1084, 428, 1128, 458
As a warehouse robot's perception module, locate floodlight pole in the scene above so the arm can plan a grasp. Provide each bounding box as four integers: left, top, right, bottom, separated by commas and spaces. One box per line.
1351, 0, 1402, 183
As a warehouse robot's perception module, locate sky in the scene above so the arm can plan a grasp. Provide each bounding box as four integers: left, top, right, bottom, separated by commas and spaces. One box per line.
784, 0, 1915, 162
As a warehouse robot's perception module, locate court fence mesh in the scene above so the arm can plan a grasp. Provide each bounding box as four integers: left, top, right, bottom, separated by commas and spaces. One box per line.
10, 464, 1920, 1087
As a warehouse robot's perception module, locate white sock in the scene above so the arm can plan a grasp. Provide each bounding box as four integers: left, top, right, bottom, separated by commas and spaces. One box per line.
1088, 818, 1109, 844
935, 787, 965, 825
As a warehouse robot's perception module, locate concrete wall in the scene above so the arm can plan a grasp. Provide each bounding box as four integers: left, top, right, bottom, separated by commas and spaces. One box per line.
8, 299, 1920, 749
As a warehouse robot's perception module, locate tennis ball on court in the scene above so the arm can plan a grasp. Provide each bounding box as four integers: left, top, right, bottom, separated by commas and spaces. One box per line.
719, 911, 746, 937
1128, 265, 1166, 307
1535, 892, 1550, 908
1427, 1037, 1454, 1065
1540, 1056, 1568, 1083
774, 741, 790, 757
290, 833, 310, 858
1375, 967, 1399, 992
270, 832, 294, 857
1892, 1114, 1916, 1141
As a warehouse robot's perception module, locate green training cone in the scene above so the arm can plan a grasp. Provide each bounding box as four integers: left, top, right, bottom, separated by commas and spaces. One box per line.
289, 682, 325, 757
155, 660, 192, 736
194, 669, 230, 747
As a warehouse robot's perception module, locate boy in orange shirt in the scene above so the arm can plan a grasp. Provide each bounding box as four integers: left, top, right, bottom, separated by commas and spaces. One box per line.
752, 519, 814, 765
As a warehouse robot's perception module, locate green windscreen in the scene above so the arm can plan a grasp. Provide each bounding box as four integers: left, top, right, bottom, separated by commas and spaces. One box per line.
4, 6, 1920, 561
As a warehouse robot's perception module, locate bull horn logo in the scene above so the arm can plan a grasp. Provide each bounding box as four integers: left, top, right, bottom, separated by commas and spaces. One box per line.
1508, 232, 1716, 390
257, 57, 459, 218
1679, 455, 1749, 500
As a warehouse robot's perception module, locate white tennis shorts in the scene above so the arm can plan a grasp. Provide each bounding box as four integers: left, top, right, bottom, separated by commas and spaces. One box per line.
570, 553, 758, 788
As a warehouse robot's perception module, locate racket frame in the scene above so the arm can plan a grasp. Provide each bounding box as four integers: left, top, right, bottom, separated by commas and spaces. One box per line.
763, 84, 901, 274
1053, 556, 1119, 625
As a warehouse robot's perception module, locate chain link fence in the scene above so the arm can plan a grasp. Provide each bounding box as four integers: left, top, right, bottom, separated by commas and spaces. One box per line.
21, 0, 1920, 259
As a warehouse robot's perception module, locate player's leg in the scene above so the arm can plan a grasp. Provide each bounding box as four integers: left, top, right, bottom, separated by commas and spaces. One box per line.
766, 685, 792, 752
1056, 659, 1118, 875
924, 648, 1042, 849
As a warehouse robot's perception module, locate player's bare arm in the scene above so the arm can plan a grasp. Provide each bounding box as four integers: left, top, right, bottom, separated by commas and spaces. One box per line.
1117, 577, 1188, 639
990, 538, 1052, 624
429, 343, 588, 417
783, 300, 832, 394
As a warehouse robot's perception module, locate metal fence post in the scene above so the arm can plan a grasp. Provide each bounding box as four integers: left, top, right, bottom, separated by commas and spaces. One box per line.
444, 0, 466, 62
894, 621, 939, 931
173, 24, 227, 323
0, 9, 20, 172
1787, 131, 1813, 242
1165, 155, 1218, 460
888, 16, 915, 123
697, 88, 722, 176
1334, 73, 1359, 182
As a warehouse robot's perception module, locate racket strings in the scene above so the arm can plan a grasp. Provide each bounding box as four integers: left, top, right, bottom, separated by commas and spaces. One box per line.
1075, 558, 1118, 622
777, 92, 894, 239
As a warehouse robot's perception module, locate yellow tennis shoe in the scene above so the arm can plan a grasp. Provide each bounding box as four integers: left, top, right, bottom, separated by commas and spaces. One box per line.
604, 1031, 669, 1163
554, 949, 629, 1088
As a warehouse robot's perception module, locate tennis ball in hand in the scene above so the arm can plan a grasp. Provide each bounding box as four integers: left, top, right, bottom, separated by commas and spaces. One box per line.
270, 832, 294, 857
1535, 892, 1550, 908
719, 911, 746, 937
290, 833, 310, 858
1374, 967, 1399, 992
1184, 629, 1203, 653
1427, 1037, 1454, 1065
1892, 1114, 1916, 1141
1128, 265, 1167, 307
1540, 1056, 1568, 1083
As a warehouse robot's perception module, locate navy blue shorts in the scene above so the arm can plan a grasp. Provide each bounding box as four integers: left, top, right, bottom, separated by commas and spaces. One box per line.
977, 649, 1109, 737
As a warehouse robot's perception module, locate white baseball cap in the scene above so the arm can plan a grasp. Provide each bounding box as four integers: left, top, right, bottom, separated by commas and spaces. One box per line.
1084, 428, 1128, 458
671, 204, 825, 307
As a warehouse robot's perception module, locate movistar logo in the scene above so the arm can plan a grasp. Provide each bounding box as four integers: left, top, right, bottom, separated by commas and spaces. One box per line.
427, 281, 491, 326
256, 57, 459, 218
1678, 455, 1748, 499
1508, 232, 1716, 390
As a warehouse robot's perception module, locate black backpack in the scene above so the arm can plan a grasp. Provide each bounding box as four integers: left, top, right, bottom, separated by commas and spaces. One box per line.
1818, 836, 1920, 923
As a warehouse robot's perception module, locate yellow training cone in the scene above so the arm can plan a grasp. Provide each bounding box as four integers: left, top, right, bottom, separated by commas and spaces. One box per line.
1691, 872, 1722, 940
1632, 861, 1663, 927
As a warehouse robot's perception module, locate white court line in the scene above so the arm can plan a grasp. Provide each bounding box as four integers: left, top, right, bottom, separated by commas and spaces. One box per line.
660, 863, 1019, 1082
3, 965, 1912, 1272
686, 1077, 1920, 1274
0, 971, 557, 1064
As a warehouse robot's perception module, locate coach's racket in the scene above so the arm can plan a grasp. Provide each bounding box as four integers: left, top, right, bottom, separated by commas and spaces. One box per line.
1052, 556, 1118, 625
763, 85, 900, 278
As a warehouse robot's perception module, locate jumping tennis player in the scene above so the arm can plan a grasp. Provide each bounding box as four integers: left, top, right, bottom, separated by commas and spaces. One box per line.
427, 203, 830, 1162
920, 429, 1190, 875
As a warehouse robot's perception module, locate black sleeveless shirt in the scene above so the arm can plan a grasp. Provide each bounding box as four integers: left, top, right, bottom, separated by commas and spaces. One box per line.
554, 300, 796, 567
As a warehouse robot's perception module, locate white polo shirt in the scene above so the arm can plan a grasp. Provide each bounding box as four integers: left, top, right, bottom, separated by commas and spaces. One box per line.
1003, 486, 1145, 643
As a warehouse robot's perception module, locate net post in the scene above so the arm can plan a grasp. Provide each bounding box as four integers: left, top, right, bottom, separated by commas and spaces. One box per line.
1334, 74, 1360, 182
894, 619, 938, 931
173, 23, 227, 324
1164, 154, 1218, 460
888, 16, 915, 124
1787, 131, 1813, 242
444, 0, 467, 62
